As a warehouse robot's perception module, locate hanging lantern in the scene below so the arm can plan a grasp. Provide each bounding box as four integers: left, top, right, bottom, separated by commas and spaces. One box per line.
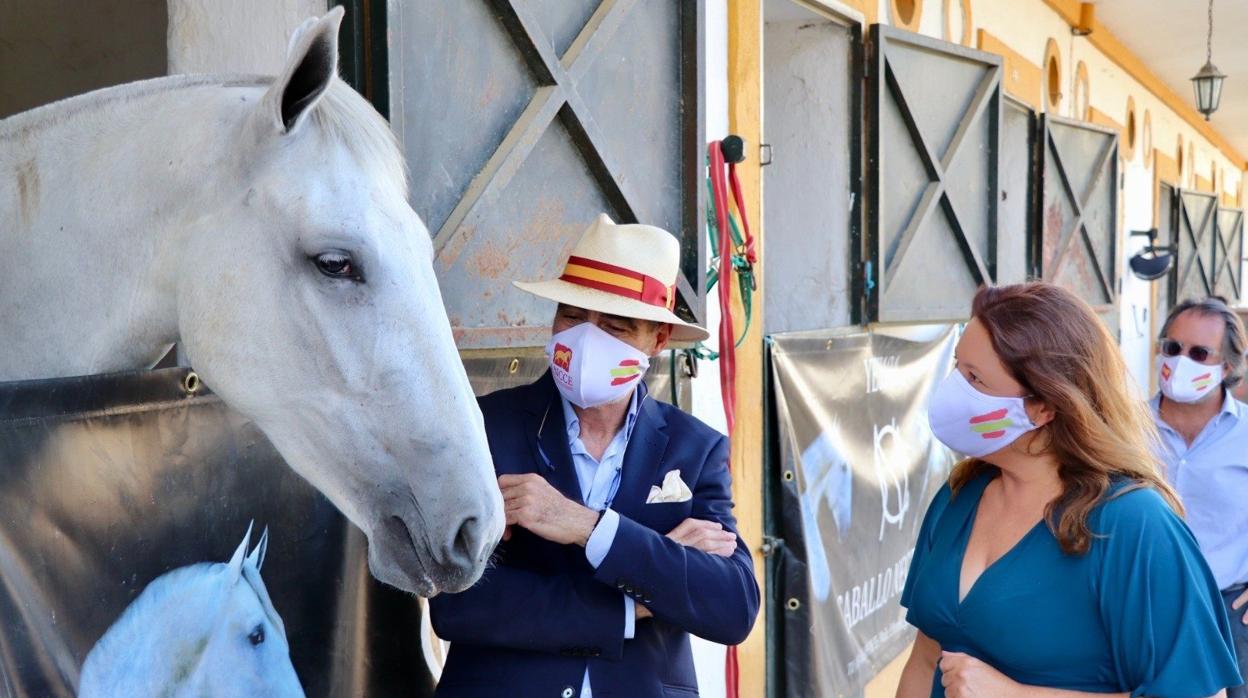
1192, 61, 1227, 120
1191, 0, 1227, 120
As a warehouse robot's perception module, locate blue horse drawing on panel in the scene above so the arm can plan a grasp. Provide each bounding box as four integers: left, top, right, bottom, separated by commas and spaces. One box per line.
78, 526, 303, 698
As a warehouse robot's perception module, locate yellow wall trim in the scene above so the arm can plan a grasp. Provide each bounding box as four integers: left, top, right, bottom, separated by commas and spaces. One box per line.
1142, 109, 1153, 168
1121, 96, 1137, 162
944, 0, 973, 47
1043, 37, 1063, 113
1040, 0, 1247, 169
726, 1, 765, 695
1072, 60, 1089, 121
890, 0, 924, 31
1087, 107, 1124, 140
977, 29, 1042, 111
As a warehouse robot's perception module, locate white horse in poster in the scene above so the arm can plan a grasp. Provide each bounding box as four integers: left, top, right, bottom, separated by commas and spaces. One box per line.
0, 9, 502, 595
79, 526, 303, 698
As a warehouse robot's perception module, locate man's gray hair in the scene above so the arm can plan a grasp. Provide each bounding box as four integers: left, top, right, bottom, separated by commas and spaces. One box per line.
1160, 297, 1248, 388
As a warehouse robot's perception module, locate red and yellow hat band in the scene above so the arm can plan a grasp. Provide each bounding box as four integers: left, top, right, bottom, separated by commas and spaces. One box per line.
559, 255, 676, 311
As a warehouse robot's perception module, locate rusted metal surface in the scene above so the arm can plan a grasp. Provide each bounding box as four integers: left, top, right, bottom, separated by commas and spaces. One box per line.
1214, 207, 1244, 302
1037, 115, 1119, 320
1173, 189, 1218, 305
389, 0, 705, 349
866, 25, 1003, 323
762, 16, 860, 333
998, 97, 1034, 286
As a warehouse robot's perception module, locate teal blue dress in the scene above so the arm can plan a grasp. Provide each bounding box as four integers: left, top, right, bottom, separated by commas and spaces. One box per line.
901, 472, 1242, 698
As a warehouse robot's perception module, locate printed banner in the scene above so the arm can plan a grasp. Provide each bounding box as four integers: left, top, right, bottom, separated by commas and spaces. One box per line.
0, 355, 682, 697
770, 326, 958, 697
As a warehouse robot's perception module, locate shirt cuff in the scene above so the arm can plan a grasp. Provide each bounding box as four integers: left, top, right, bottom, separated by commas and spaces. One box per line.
585, 508, 620, 569
623, 594, 636, 639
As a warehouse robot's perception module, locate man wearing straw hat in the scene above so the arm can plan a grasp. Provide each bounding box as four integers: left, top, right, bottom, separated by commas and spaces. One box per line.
430, 214, 759, 698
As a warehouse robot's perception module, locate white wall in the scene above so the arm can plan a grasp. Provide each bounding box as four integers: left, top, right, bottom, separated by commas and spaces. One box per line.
1119, 155, 1156, 397
687, 4, 733, 696
166, 0, 326, 75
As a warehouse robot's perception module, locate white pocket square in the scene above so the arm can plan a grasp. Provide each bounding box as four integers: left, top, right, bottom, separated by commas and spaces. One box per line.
646, 469, 693, 504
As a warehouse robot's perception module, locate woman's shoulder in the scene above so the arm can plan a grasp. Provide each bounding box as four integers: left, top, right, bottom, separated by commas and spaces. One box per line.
1091, 479, 1185, 539
922, 470, 991, 528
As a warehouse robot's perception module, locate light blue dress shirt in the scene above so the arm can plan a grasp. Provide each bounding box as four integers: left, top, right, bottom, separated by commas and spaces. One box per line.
561, 391, 640, 698
1151, 392, 1248, 590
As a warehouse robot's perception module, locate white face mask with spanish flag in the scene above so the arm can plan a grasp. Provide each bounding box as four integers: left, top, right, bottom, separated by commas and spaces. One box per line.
546, 322, 651, 409
1158, 355, 1223, 404
927, 369, 1039, 458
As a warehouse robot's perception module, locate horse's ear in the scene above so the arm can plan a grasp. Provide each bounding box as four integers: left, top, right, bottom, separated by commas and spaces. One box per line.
247, 526, 270, 571
227, 521, 255, 582
261, 7, 344, 134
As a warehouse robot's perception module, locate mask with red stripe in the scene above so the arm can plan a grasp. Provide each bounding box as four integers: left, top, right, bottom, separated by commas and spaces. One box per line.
1157, 355, 1222, 404
545, 322, 651, 409
927, 369, 1038, 458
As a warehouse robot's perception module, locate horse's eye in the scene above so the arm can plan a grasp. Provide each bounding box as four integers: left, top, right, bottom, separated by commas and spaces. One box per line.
313, 252, 359, 280
248, 624, 265, 646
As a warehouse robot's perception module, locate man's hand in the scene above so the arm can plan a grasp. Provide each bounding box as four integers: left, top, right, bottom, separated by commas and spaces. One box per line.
939, 652, 1022, 698
1233, 587, 1248, 625
666, 518, 737, 557
499, 474, 598, 546
635, 601, 653, 620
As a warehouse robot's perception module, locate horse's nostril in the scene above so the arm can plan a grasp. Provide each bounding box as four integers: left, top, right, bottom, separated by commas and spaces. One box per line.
446, 516, 482, 569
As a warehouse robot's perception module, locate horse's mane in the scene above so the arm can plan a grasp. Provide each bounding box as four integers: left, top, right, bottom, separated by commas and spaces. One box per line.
0, 74, 408, 195
311, 77, 410, 195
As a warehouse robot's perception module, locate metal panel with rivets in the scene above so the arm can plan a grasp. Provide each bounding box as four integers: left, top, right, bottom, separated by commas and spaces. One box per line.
1213, 206, 1244, 302
1036, 115, 1120, 334
865, 25, 1004, 323
1172, 189, 1219, 305
387, 0, 706, 348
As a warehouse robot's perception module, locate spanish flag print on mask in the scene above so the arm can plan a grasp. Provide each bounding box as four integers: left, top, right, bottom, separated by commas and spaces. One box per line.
927, 369, 1038, 458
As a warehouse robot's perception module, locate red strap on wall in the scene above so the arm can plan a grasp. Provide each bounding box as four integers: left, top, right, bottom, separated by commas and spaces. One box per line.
709, 139, 755, 698
727, 161, 755, 266
709, 141, 737, 436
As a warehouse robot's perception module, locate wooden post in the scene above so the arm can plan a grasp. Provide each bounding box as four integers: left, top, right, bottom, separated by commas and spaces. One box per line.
726, 1, 765, 696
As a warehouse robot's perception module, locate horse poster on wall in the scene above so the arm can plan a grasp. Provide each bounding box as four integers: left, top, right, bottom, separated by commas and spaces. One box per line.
0, 368, 440, 696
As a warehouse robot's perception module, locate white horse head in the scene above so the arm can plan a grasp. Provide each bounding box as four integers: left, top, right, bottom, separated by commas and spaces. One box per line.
79, 526, 304, 698
0, 8, 503, 594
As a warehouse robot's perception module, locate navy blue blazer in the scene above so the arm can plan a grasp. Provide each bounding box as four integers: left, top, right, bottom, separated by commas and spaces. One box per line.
430, 373, 759, 698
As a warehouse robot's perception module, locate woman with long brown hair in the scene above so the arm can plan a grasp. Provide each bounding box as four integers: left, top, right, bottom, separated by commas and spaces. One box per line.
896, 283, 1241, 698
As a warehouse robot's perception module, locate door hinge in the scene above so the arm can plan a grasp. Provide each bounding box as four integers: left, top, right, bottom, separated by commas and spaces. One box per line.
761, 536, 786, 556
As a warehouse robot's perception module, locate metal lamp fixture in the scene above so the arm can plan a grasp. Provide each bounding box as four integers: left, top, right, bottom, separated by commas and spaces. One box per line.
1128, 229, 1174, 282
1191, 0, 1227, 120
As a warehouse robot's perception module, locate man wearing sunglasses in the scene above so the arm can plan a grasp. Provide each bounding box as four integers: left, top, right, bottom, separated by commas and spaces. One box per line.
1151, 296, 1248, 697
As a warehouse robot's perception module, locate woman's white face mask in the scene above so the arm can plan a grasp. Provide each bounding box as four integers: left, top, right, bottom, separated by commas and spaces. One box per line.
927, 369, 1039, 458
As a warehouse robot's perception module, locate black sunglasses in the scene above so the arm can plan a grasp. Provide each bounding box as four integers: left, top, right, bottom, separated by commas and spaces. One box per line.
1160, 339, 1221, 364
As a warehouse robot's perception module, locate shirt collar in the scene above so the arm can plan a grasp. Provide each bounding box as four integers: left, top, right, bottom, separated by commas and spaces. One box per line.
561, 388, 643, 447
1221, 392, 1243, 420
1150, 390, 1242, 424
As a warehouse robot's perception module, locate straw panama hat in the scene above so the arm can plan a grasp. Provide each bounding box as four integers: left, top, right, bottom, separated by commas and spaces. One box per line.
514, 214, 710, 342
